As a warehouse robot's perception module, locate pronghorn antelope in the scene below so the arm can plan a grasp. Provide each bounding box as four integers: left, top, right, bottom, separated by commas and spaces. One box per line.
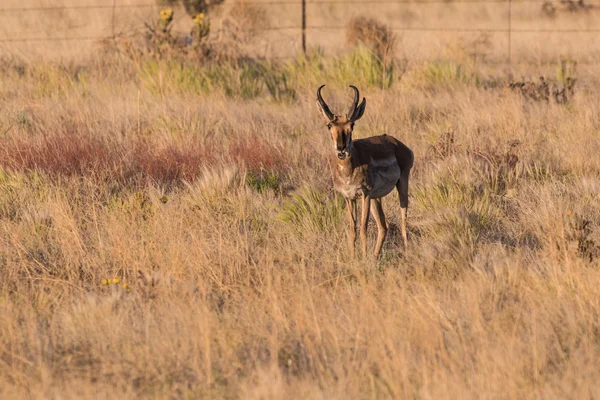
316, 85, 414, 258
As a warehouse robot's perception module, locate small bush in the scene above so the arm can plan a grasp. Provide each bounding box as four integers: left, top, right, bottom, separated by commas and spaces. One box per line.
346, 16, 395, 61
245, 169, 280, 193
222, 4, 269, 45
346, 17, 397, 88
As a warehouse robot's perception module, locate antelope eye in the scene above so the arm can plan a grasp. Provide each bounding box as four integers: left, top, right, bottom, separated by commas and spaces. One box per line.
327, 123, 332, 129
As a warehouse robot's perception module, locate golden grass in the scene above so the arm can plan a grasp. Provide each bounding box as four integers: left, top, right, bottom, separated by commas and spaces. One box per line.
2, 48, 600, 399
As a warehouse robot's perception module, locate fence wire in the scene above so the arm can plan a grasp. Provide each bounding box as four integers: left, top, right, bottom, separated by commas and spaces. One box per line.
1, 1, 599, 61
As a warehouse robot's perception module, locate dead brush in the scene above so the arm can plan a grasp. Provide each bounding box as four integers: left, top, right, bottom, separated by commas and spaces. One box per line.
215, 3, 269, 61
137, 270, 161, 300
468, 139, 521, 192
542, 0, 596, 17
346, 16, 396, 61
468, 140, 520, 172
509, 75, 575, 104
223, 3, 269, 44
426, 130, 459, 161
509, 76, 551, 102
565, 213, 599, 262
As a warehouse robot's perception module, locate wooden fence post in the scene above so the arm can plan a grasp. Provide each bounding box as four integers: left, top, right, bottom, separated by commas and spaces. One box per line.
302, 0, 307, 55
508, 0, 512, 64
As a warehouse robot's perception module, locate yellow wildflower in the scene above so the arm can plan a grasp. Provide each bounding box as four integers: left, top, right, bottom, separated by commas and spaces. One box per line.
102, 279, 110, 286
192, 12, 210, 40
160, 8, 173, 21
122, 283, 131, 293
194, 13, 205, 24
112, 277, 121, 284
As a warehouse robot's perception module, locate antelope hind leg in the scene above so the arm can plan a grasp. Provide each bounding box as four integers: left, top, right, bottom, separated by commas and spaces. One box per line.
397, 169, 410, 250
370, 198, 387, 259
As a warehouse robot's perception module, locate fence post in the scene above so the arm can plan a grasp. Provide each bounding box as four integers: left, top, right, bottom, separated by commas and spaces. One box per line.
507, 0, 512, 64
111, 0, 116, 40
301, 0, 307, 55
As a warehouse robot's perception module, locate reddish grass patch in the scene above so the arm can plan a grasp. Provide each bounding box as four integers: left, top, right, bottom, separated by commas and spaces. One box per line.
127, 141, 214, 185
1, 134, 115, 177
0, 134, 215, 187
229, 136, 287, 173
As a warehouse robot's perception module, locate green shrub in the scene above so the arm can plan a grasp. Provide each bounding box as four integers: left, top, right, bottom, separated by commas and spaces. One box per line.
277, 187, 344, 236
417, 60, 474, 88
136, 47, 401, 100
246, 170, 280, 193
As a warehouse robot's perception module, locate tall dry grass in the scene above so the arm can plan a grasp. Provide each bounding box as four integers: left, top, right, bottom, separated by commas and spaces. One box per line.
2, 40, 600, 399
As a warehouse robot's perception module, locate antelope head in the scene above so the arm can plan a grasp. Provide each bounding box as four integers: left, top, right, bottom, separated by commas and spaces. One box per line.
316, 85, 367, 160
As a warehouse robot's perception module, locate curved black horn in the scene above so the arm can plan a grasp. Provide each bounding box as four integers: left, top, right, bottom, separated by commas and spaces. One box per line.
347, 85, 360, 119
317, 85, 335, 121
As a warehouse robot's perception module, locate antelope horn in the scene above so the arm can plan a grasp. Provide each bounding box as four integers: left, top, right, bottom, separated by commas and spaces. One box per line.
317, 85, 335, 121
347, 85, 360, 120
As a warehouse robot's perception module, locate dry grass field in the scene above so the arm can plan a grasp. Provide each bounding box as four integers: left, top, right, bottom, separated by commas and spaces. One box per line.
2, 2, 600, 399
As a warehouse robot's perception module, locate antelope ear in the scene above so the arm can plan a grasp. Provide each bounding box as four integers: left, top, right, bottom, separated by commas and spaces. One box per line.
352, 98, 366, 121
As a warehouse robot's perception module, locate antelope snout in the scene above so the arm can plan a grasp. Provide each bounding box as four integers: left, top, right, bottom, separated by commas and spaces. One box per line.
336, 144, 348, 159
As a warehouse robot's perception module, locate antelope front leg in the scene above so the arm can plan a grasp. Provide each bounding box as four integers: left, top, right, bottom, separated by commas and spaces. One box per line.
359, 194, 371, 258
346, 198, 357, 258
370, 199, 387, 259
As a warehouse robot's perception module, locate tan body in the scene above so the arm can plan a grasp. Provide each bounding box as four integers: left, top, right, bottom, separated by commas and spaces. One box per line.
317, 85, 413, 258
